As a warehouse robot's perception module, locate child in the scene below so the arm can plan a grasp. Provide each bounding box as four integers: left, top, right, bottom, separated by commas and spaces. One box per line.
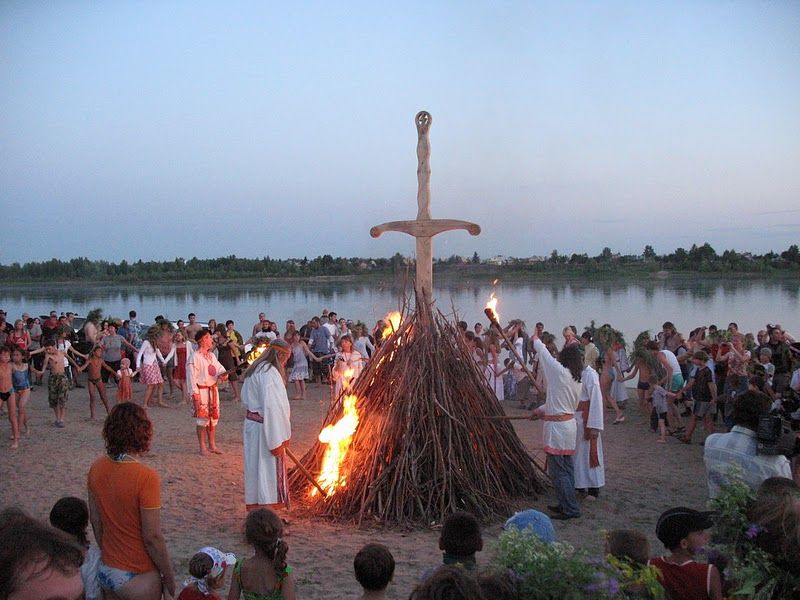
438, 511, 483, 572
287, 331, 320, 400
757, 348, 775, 390
77, 345, 118, 419
605, 529, 650, 566
354, 543, 395, 600
116, 357, 138, 403
178, 546, 236, 600
649, 374, 674, 443
409, 565, 484, 600
49, 496, 101, 600
228, 508, 296, 599
679, 351, 718, 445
10, 348, 32, 442
0, 347, 17, 448
31, 340, 80, 427
501, 358, 517, 402
172, 330, 190, 404
648, 507, 722, 600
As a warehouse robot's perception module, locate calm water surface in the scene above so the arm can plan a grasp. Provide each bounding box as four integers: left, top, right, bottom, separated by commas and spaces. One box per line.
2, 277, 798, 344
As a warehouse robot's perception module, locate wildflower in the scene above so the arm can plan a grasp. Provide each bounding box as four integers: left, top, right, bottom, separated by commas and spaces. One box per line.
745, 523, 764, 539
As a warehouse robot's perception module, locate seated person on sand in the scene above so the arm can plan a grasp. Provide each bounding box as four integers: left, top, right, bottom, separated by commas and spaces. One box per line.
354, 543, 395, 600
0, 507, 85, 599
648, 507, 722, 600
422, 511, 483, 579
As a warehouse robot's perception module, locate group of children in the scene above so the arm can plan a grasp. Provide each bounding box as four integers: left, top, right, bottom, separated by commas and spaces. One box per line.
0, 340, 139, 446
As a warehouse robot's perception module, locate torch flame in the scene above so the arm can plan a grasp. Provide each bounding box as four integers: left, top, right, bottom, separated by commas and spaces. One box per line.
485, 293, 499, 323
312, 394, 360, 497
381, 311, 402, 340
244, 342, 269, 363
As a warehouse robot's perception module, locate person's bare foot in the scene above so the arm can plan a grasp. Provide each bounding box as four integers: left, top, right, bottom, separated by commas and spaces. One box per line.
157, 402, 171, 408
10, 439, 18, 449
209, 447, 223, 455
657, 438, 667, 443
199, 448, 210, 456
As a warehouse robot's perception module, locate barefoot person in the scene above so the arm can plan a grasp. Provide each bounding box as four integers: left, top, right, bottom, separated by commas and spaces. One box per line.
190, 328, 227, 456
32, 340, 81, 428
77, 345, 118, 420
0, 347, 17, 448
241, 339, 293, 511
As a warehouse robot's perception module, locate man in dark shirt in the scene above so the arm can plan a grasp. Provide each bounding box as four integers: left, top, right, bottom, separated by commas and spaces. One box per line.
767, 326, 793, 393
680, 351, 718, 445
308, 317, 333, 383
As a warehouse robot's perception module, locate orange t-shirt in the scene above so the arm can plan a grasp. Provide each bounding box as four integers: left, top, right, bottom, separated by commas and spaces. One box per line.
87, 455, 161, 573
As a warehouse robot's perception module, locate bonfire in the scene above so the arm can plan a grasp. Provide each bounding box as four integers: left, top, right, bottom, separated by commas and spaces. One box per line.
288, 298, 549, 525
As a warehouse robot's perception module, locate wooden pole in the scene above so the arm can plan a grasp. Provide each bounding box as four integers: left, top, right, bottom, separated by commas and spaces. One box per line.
478, 415, 538, 421
285, 447, 328, 498
484, 308, 545, 396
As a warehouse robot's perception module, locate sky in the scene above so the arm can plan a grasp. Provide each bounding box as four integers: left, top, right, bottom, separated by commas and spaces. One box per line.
1, 1, 799, 264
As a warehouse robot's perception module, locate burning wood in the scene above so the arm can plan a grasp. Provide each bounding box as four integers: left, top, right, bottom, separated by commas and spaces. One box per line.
288, 299, 549, 525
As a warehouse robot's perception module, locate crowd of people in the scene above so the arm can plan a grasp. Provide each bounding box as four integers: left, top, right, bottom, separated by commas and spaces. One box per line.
4, 470, 800, 598
1, 304, 800, 598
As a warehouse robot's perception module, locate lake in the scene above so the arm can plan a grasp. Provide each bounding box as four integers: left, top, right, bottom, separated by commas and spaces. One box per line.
1, 276, 798, 344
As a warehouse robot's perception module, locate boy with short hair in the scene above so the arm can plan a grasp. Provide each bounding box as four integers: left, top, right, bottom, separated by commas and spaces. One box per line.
31, 340, 81, 427
438, 511, 483, 571
354, 543, 395, 599
648, 507, 722, 600
679, 351, 718, 445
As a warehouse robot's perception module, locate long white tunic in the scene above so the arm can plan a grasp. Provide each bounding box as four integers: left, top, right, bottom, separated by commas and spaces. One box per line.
241, 364, 291, 506
533, 339, 581, 455
574, 366, 606, 488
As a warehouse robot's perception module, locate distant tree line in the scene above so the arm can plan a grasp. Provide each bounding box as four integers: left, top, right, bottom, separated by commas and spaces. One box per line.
1, 244, 798, 282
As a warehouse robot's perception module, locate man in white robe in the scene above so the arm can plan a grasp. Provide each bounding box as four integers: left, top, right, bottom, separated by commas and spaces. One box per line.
241, 341, 292, 511
574, 364, 605, 498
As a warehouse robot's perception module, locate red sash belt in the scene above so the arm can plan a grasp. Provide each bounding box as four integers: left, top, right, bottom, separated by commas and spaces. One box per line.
246, 410, 264, 423
195, 384, 219, 420
576, 400, 600, 468
543, 413, 574, 422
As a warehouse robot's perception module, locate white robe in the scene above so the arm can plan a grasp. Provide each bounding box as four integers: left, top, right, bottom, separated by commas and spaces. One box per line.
241, 364, 292, 507
574, 366, 606, 488
533, 339, 580, 455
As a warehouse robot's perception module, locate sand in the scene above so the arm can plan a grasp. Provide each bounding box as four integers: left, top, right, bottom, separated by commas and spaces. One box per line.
0, 379, 709, 599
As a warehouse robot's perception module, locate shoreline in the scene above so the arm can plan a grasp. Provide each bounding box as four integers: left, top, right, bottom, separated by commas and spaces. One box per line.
1, 269, 797, 287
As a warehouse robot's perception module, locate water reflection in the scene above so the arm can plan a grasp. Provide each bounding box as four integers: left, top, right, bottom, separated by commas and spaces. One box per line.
2, 277, 798, 346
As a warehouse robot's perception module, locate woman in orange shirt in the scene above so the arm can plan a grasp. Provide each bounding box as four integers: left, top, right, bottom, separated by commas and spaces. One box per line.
88, 403, 175, 599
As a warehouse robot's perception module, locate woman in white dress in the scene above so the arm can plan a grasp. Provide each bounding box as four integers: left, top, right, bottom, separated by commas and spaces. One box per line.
331, 335, 362, 400
241, 339, 293, 511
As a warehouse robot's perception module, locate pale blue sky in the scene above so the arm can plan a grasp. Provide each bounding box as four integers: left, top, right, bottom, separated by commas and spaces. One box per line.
2, 1, 799, 264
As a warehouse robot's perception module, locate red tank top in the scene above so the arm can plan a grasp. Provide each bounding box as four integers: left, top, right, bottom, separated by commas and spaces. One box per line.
648, 557, 710, 600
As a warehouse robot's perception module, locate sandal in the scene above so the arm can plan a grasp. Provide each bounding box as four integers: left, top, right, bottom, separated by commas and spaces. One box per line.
613, 415, 626, 424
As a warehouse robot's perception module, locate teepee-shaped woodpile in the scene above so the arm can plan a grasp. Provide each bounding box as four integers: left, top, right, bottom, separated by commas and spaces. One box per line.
288, 298, 549, 525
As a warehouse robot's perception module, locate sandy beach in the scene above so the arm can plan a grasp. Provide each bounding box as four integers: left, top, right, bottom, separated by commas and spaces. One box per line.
0, 378, 709, 599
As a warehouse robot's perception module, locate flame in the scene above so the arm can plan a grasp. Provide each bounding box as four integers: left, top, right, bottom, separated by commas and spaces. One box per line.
244, 342, 269, 363
381, 311, 402, 340
312, 394, 360, 497
485, 293, 499, 323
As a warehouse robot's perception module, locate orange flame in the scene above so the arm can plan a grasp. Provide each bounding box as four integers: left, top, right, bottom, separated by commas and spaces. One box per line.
244, 342, 269, 363
381, 311, 402, 340
485, 293, 499, 323
311, 394, 360, 497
